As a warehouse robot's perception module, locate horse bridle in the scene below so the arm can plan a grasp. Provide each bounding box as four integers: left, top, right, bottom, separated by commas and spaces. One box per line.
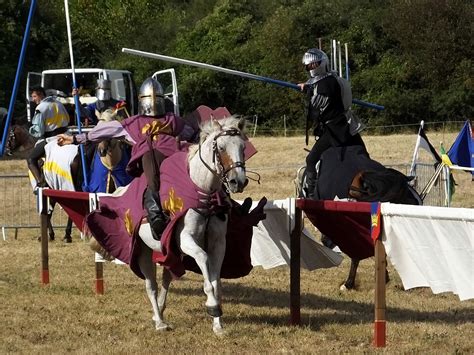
5, 128, 16, 155
198, 128, 246, 187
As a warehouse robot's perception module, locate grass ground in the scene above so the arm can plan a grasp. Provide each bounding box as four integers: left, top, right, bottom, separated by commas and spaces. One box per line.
1, 133, 473, 353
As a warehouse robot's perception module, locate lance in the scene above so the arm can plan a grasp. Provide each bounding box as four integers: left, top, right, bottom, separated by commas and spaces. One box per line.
122, 47, 384, 111
64, 0, 88, 186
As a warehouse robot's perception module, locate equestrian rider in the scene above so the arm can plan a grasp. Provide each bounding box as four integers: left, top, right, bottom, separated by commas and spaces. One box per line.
57, 77, 197, 241
84, 78, 124, 124
298, 48, 367, 198
27, 86, 70, 188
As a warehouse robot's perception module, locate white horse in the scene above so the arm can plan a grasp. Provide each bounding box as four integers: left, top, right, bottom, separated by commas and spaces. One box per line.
136, 116, 248, 335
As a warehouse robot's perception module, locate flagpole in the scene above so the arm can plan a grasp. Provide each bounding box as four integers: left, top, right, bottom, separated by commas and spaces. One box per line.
122, 47, 385, 111
409, 120, 424, 176
64, 0, 87, 185
0, 0, 37, 156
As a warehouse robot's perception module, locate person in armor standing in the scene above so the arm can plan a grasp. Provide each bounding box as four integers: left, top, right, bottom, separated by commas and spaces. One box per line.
298, 48, 367, 198
58, 77, 196, 241
83, 79, 123, 124
27, 86, 70, 187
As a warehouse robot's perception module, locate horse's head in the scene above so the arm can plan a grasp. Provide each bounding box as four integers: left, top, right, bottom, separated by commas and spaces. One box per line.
7, 125, 35, 154
96, 109, 122, 159
198, 116, 248, 193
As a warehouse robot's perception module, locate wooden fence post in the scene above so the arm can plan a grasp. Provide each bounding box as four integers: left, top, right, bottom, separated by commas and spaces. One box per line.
290, 205, 302, 325
374, 239, 387, 347
39, 189, 49, 285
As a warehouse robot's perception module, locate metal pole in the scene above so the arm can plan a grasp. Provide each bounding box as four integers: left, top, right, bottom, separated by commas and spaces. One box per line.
64, 0, 88, 186
338, 41, 343, 78
345, 43, 350, 81
122, 48, 385, 111
253, 115, 258, 137
0, 0, 37, 156
332, 39, 337, 73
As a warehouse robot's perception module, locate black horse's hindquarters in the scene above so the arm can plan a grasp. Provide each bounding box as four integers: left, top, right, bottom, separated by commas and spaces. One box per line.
307, 145, 422, 290
315, 145, 385, 200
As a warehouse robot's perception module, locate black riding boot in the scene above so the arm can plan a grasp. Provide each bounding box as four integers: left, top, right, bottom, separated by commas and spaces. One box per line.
143, 188, 169, 241
305, 171, 318, 199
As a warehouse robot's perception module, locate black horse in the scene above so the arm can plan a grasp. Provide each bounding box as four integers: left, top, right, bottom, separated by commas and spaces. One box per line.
297, 144, 422, 290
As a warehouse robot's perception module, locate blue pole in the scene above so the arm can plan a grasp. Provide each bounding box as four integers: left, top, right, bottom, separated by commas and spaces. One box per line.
64, 0, 88, 187
0, 0, 37, 157
122, 48, 384, 111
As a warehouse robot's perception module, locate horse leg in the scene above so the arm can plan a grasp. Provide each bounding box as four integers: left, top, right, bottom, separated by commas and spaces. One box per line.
63, 217, 73, 243
137, 240, 170, 331
341, 258, 360, 290
157, 267, 172, 325
47, 203, 55, 241
204, 216, 228, 335
178, 211, 226, 335
321, 234, 337, 249
179, 229, 224, 333
40, 213, 55, 242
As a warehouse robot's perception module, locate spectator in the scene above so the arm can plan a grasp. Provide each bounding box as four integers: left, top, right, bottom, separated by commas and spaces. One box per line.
27, 86, 69, 187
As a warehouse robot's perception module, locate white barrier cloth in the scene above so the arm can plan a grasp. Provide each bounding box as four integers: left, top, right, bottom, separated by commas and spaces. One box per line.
248, 199, 343, 270
381, 203, 474, 301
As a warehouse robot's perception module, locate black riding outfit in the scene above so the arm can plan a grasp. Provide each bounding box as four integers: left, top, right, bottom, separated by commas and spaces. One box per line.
304, 73, 366, 198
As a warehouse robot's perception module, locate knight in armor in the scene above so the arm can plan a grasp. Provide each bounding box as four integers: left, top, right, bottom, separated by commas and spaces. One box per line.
84, 79, 124, 124
58, 77, 197, 241
298, 48, 367, 198
27, 86, 70, 187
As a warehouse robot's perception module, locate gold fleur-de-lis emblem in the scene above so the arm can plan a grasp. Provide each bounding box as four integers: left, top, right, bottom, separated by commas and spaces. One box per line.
124, 209, 134, 236
163, 187, 184, 217
141, 120, 172, 140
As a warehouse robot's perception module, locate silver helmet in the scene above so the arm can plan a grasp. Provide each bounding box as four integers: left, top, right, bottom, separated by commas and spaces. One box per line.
138, 77, 165, 117
302, 48, 329, 78
96, 78, 112, 101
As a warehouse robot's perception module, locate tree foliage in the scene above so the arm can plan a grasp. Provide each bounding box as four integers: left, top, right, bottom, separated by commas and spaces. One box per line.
0, 0, 472, 128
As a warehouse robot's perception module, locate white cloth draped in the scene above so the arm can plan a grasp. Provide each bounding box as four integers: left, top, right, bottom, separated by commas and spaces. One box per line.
381, 203, 474, 301
245, 199, 343, 270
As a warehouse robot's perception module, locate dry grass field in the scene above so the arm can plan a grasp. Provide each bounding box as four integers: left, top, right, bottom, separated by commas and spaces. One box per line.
1, 133, 473, 353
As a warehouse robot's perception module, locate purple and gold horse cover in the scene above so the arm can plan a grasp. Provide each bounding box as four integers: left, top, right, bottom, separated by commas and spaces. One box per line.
85, 138, 265, 280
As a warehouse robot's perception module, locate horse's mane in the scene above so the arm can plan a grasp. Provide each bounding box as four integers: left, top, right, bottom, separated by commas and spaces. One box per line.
199, 115, 243, 140
188, 115, 244, 161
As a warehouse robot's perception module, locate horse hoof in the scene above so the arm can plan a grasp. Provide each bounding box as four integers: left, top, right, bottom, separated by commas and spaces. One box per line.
155, 322, 171, 331
340, 284, 348, 291
213, 326, 226, 336
63, 236, 72, 243
207, 305, 223, 318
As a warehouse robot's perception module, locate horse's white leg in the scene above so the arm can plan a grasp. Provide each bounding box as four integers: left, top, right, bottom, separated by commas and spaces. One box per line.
178, 212, 225, 335
139, 222, 162, 252
136, 240, 170, 331
180, 231, 218, 306
157, 267, 172, 321
205, 216, 227, 335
